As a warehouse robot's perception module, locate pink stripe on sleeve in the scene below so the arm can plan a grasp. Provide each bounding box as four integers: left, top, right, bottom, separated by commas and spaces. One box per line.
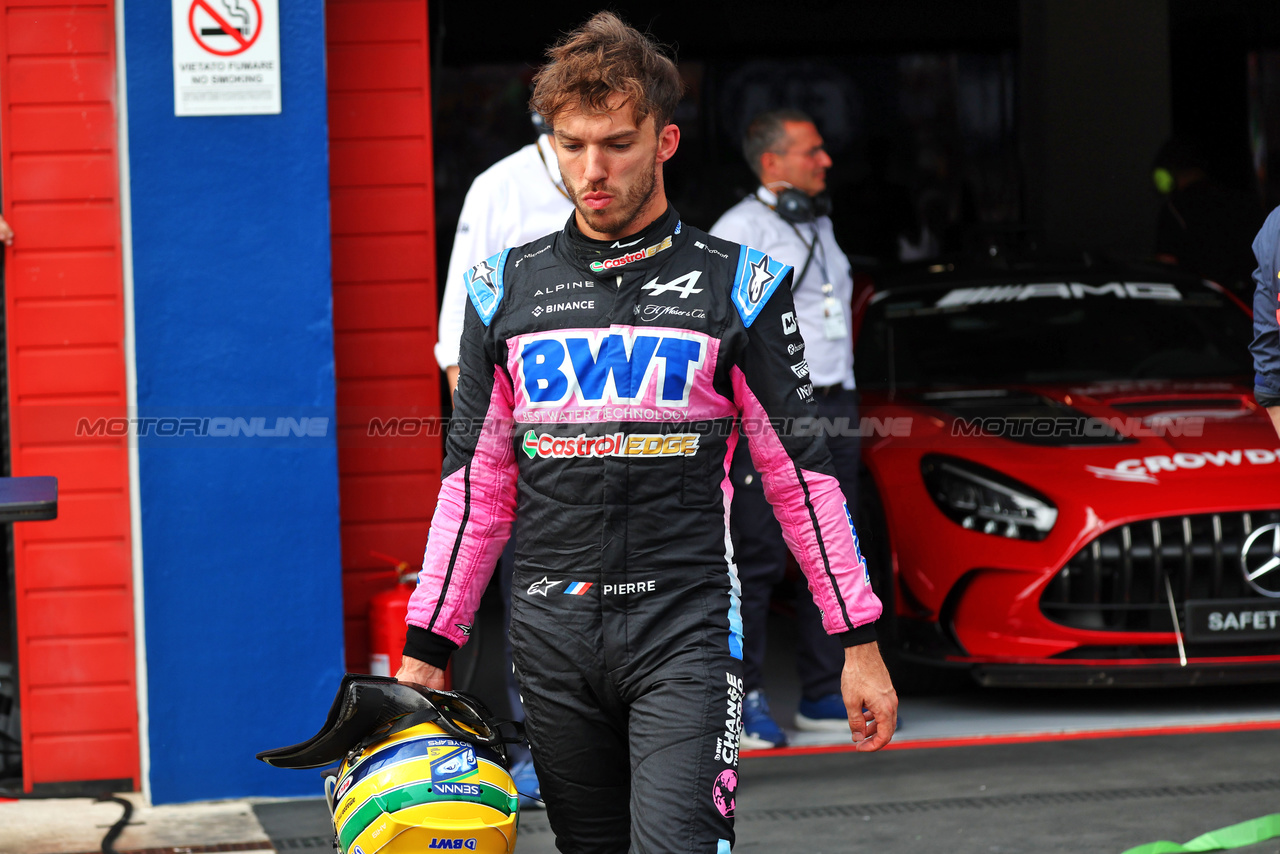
407, 367, 518, 647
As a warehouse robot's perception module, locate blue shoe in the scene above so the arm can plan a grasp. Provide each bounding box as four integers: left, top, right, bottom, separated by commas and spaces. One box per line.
796, 694, 903, 733
741, 689, 788, 749
510, 759, 544, 810
795, 693, 852, 732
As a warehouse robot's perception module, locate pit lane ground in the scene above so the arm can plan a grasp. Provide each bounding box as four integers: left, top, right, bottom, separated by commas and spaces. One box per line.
6, 605, 1279, 854
245, 726, 1280, 854
246, 608, 1280, 854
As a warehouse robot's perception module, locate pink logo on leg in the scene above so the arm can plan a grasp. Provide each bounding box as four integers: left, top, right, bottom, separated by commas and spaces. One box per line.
712, 769, 738, 817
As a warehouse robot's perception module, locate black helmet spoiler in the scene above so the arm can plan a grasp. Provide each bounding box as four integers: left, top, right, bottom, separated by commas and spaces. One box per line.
256, 674, 432, 770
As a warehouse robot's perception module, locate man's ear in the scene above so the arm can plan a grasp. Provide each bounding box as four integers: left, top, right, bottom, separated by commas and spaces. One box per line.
656, 123, 681, 164
758, 151, 780, 182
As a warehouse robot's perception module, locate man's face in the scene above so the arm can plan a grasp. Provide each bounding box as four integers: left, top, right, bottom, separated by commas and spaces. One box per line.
553, 98, 678, 240
767, 121, 832, 197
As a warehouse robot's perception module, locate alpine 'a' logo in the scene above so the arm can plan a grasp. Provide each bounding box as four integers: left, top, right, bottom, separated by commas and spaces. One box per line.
642, 270, 704, 299
1241, 523, 1280, 598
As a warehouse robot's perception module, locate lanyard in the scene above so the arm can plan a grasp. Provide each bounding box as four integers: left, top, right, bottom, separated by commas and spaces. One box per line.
787, 221, 829, 292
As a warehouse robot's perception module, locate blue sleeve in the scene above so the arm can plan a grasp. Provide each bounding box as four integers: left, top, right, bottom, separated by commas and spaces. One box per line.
1251, 207, 1280, 406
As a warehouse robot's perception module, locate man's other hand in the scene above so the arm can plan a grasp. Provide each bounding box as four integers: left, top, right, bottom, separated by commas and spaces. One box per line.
396, 655, 447, 690
1268, 406, 1280, 440
841, 641, 898, 751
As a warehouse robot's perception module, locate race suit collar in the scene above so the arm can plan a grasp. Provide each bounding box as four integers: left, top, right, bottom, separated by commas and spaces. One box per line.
563, 205, 684, 275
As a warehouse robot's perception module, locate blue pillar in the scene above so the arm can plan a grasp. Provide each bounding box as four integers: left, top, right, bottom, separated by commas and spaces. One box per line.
123, 0, 344, 803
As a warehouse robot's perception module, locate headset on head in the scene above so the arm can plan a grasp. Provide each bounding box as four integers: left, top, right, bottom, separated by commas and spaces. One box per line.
766, 182, 832, 224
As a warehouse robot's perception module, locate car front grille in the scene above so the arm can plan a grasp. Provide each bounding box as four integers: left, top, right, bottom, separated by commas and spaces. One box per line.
1041, 510, 1280, 631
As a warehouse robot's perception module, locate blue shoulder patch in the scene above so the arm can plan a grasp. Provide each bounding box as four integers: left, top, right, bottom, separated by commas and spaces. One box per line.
463, 248, 510, 326
731, 247, 792, 328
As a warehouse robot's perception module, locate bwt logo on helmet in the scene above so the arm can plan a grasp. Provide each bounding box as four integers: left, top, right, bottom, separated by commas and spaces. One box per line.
429, 839, 478, 850
516, 329, 708, 407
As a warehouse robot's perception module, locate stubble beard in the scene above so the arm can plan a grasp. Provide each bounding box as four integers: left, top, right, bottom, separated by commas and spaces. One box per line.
569, 157, 659, 239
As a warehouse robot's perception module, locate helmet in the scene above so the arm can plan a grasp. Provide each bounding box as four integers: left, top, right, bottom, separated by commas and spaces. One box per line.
257, 674, 521, 854
329, 717, 518, 854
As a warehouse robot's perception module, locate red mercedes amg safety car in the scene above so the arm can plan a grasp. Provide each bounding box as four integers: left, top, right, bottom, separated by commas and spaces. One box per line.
852, 257, 1280, 689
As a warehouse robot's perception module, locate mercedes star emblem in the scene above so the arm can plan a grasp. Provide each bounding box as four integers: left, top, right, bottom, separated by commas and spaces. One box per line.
1240, 523, 1280, 599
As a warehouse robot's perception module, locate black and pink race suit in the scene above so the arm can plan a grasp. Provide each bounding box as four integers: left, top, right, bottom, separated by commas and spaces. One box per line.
405, 206, 880, 853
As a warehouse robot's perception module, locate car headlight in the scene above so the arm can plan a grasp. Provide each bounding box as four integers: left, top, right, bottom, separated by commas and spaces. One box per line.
920, 455, 1057, 541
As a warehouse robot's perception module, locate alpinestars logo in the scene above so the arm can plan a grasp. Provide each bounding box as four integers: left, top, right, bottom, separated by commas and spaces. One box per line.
641, 270, 704, 299
469, 259, 497, 294
746, 256, 777, 302
527, 577, 563, 596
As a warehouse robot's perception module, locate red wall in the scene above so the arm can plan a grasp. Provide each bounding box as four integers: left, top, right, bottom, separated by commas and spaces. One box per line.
326, 0, 442, 671
0, 1, 138, 789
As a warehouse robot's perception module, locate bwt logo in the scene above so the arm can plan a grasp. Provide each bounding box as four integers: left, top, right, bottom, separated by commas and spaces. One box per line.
429, 839, 477, 850
517, 329, 707, 408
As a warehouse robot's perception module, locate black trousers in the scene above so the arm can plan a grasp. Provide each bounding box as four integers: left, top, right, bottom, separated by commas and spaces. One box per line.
510, 571, 743, 854
731, 386, 860, 700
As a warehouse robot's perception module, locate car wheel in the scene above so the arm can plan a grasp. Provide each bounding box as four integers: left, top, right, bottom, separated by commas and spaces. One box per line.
857, 473, 971, 696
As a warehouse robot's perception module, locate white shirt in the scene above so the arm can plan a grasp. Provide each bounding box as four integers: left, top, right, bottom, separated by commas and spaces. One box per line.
710, 187, 855, 388
435, 135, 575, 369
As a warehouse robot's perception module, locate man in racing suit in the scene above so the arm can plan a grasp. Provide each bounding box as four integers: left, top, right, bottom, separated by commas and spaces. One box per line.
397, 12, 896, 852
1251, 205, 1280, 439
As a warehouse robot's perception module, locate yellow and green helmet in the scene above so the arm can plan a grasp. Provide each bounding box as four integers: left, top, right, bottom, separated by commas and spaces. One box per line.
258, 675, 522, 854
330, 718, 518, 854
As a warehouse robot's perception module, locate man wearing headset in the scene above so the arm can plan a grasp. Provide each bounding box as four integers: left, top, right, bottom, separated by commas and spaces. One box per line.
710, 110, 863, 748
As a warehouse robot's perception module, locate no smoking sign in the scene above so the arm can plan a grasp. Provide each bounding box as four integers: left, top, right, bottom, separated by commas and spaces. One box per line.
189, 0, 262, 57
172, 0, 280, 116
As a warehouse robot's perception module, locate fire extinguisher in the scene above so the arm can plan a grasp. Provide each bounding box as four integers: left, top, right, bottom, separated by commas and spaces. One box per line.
367, 551, 417, 678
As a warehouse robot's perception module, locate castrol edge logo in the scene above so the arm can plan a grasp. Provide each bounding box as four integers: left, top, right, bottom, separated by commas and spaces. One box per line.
522, 430, 699, 459
588, 221, 680, 272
